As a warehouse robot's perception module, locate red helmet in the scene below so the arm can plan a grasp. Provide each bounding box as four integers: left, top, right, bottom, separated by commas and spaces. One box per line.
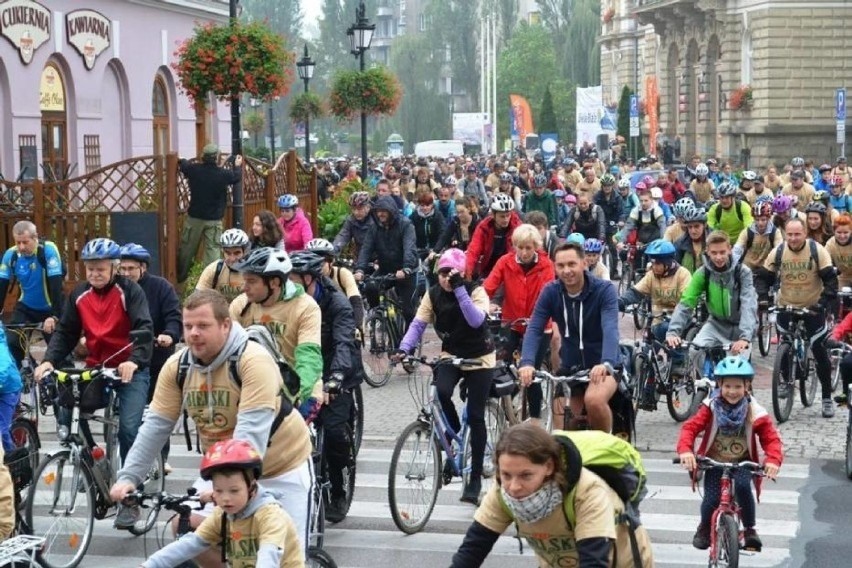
200, 439, 262, 481
830, 176, 845, 187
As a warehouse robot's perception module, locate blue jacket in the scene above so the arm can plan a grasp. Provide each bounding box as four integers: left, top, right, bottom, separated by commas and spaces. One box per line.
520, 272, 620, 371
0, 324, 22, 394
830, 192, 852, 213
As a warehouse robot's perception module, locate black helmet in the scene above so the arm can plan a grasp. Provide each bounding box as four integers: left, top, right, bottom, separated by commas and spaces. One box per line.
289, 251, 326, 278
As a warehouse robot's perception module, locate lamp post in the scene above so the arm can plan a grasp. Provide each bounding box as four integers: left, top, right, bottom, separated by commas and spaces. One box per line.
347, 0, 374, 180
296, 44, 316, 163
268, 99, 277, 162
229, 0, 243, 228
249, 97, 261, 149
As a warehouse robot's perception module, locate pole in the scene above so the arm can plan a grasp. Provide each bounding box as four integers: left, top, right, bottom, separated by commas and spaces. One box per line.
268, 102, 276, 162
480, 16, 485, 151
304, 79, 311, 162
360, 50, 368, 180
491, 16, 497, 154
229, 0, 243, 228
485, 16, 491, 153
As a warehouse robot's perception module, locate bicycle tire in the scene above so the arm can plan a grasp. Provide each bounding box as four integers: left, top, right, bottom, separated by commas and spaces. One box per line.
846, 419, 852, 480
310, 427, 327, 550
306, 546, 338, 568
632, 353, 650, 414
771, 343, 795, 423
127, 453, 166, 536
716, 513, 740, 568
362, 315, 393, 388
25, 451, 95, 568
341, 424, 357, 517
798, 351, 817, 408
666, 371, 698, 423
633, 297, 649, 330
462, 401, 502, 488
757, 309, 772, 357
11, 419, 40, 476
831, 350, 842, 393
388, 420, 441, 534
350, 385, 364, 457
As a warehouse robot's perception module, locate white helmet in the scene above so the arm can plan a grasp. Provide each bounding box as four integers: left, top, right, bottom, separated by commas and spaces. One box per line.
220, 228, 250, 250
306, 238, 335, 256
650, 187, 663, 200
618, 177, 631, 190
695, 164, 709, 176
490, 193, 515, 212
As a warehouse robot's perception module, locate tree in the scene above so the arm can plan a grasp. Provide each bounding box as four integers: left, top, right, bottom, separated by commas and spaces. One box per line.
425, 0, 481, 110
241, 0, 302, 46
535, 0, 600, 87
539, 84, 558, 134
616, 85, 645, 159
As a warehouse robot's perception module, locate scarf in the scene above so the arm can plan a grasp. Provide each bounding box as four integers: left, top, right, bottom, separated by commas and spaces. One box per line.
501, 480, 564, 525
711, 394, 750, 435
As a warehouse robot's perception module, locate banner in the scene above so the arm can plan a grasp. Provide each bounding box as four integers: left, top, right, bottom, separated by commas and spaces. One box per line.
509, 94, 534, 146
646, 76, 659, 153
575, 86, 615, 147
453, 113, 488, 146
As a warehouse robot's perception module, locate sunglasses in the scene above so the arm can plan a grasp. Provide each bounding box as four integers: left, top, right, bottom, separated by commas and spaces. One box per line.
437, 268, 453, 276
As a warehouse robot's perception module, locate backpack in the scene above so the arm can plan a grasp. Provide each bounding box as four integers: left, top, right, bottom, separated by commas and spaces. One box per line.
714, 199, 745, 224
8, 240, 67, 286
175, 325, 296, 452
635, 207, 661, 244
745, 225, 777, 255
772, 239, 819, 273
499, 430, 646, 567
211, 260, 225, 289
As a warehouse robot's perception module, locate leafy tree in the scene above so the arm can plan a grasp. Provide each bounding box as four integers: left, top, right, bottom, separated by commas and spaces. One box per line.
539, 84, 558, 134
616, 85, 645, 159
241, 0, 302, 46
535, 0, 600, 87
425, 0, 481, 110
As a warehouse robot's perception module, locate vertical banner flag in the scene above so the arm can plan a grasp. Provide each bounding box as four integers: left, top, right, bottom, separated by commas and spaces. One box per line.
576, 86, 614, 147
646, 76, 659, 152
509, 94, 534, 146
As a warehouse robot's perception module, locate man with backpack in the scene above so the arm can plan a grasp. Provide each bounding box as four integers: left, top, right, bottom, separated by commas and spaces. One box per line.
195, 228, 250, 302
110, 289, 314, 562
560, 192, 606, 242
733, 199, 783, 304
0, 220, 65, 367
707, 181, 753, 244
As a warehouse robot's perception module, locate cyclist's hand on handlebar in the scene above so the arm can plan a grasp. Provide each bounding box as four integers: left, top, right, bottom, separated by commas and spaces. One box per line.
395, 269, 406, 280
117, 360, 138, 383
679, 452, 697, 472
198, 490, 215, 506
109, 481, 137, 503
389, 349, 407, 364
763, 462, 779, 480
589, 364, 609, 385
43, 316, 57, 334
666, 336, 682, 349
730, 339, 750, 355
34, 361, 54, 382
519, 365, 534, 387
354, 271, 364, 282
156, 334, 174, 348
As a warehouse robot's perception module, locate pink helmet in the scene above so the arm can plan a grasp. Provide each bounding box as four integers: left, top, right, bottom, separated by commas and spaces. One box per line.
565, 194, 577, 204
641, 175, 655, 187
437, 248, 466, 272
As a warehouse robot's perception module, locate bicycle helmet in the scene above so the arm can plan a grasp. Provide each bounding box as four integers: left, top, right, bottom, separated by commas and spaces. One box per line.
716, 181, 737, 198
443, 176, 457, 187
565, 194, 577, 205
609, 165, 620, 176
650, 187, 663, 200
553, 189, 566, 198
751, 200, 773, 218
838, 156, 848, 164
682, 206, 708, 224
81, 238, 120, 261
437, 248, 466, 272
499, 172, 512, 183
399, 166, 411, 176
507, 166, 519, 175
819, 163, 832, 173
634, 181, 647, 193
641, 175, 655, 187
565, 233, 586, 245
306, 238, 335, 257
791, 156, 805, 168
490, 193, 515, 212
741, 170, 757, 182
465, 164, 477, 174
533, 173, 548, 188
704, 198, 718, 210
695, 164, 709, 177
714, 356, 754, 380
705, 158, 718, 166
199, 439, 263, 481
231, 247, 292, 281
119, 243, 151, 264
830, 175, 845, 188
289, 251, 326, 278
583, 239, 604, 254
220, 228, 250, 250
644, 239, 676, 259
618, 177, 631, 190
277, 194, 299, 209
772, 194, 794, 214
805, 202, 827, 215
673, 197, 695, 218
348, 191, 370, 208
600, 173, 616, 186
813, 190, 830, 204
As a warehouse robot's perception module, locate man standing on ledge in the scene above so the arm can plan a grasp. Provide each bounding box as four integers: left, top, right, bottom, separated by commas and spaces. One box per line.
177, 144, 243, 286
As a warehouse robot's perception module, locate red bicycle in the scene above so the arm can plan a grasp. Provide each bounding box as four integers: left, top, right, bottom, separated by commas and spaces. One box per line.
674, 455, 766, 567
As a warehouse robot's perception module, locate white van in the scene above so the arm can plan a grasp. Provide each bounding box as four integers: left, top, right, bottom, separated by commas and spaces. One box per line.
414, 140, 465, 159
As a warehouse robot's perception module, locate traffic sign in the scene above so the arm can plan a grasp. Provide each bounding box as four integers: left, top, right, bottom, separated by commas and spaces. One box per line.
837, 88, 846, 121
629, 95, 639, 118
630, 117, 640, 138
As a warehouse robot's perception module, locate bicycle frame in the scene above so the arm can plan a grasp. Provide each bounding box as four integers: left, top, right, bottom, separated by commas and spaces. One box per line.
422, 382, 469, 478
708, 469, 743, 563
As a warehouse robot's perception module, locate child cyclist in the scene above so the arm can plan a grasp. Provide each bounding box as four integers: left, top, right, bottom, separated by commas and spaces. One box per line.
582, 239, 610, 281
140, 439, 302, 568
676, 357, 783, 553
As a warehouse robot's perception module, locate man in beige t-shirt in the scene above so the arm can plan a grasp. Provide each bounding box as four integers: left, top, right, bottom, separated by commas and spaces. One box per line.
781, 170, 815, 208
195, 228, 249, 302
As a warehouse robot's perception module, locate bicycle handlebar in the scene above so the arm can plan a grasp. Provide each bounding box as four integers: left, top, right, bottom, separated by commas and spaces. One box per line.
533, 368, 592, 385
122, 488, 201, 510
3, 322, 44, 331
46, 367, 122, 383
398, 355, 481, 369
672, 456, 765, 475
767, 305, 819, 317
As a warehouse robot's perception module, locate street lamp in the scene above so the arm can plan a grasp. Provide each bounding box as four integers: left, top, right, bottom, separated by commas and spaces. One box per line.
229, 0, 243, 228
296, 44, 316, 163
346, 0, 374, 180
249, 97, 261, 149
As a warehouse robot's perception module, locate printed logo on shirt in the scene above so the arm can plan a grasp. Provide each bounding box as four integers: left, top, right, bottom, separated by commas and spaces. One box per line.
256, 318, 286, 340
227, 531, 259, 561
524, 533, 579, 567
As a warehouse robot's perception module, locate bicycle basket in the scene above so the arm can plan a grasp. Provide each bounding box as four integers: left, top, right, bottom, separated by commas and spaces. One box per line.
4, 447, 33, 489
55, 375, 111, 413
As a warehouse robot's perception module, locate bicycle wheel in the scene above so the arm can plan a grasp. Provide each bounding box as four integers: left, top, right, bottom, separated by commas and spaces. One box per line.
771, 343, 795, 423
798, 350, 817, 408
617, 263, 632, 296
831, 349, 843, 393
25, 451, 95, 568
666, 371, 698, 423
310, 428, 326, 549
715, 513, 740, 568
632, 353, 650, 413
350, 385, 364, 457
362, 315, 393, 388
845, 419, 852, 480
462, 401, 503, 488
306, 546, 338, 568
633, 297, 649, 330
126, 453, 166, 536
11, 419, 40, 476
757, 309, 772, 357
340, 425, 357, 517
388, 420, 441, 534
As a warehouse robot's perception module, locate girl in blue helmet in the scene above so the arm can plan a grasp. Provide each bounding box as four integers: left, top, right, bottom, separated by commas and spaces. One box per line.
677, 357, 783, 554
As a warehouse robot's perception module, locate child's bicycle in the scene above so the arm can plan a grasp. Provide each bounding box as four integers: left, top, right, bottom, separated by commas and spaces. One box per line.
673, 456, 767, 567
0, 534, 45, 567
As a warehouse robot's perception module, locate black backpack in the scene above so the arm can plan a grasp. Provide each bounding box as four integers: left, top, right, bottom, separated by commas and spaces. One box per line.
744, 226, 777, 255
635, 208, 661, 243
772, 239, 819, 272
211, 260, 225, 289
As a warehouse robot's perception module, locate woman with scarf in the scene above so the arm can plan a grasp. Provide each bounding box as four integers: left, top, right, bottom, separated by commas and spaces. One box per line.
676, 357, 783, 553
450, 423, 654, 567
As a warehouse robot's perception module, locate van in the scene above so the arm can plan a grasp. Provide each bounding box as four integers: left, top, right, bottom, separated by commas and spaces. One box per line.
413, 140, 465, 159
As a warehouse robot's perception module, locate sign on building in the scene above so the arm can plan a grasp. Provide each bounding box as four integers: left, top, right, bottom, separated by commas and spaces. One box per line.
66, 10, 111, 70
836, 88, 846, 147
576, 86, 615, 147
0, 0, 51, 65
453, 113, 487, 146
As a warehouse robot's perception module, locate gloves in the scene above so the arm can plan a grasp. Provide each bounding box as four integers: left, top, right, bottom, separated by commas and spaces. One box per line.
298, 397, 322, 424
618, 299, 626, 312
448, 271, 465, 289
324, 372, 344, 396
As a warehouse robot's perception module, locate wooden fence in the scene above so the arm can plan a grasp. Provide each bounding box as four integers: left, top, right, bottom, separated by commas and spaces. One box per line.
1, 150, 317, 312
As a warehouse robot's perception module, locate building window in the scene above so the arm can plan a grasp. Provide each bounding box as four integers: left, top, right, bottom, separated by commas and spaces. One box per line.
83, 135, 101, 173
445, 44, 451, 63
741, 32, 753, 85
39, 64, 67, 181
152, 77, 170, 155
529, 11, 541, 25
419, 13, 426, 32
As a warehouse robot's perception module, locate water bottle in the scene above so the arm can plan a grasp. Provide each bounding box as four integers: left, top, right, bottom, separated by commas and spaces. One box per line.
91, 446, 109, 481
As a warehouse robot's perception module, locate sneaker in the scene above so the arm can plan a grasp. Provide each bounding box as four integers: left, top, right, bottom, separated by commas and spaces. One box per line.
743, 528, 762, 551
325, 494, 348, 524
164, 462, 173, 475
822, 398, 835, 418
692, 523, 711, 550
460, 476, 481, 505
770, 335, 779, 345
113, 503, 140, 530
442, 457, 454, 483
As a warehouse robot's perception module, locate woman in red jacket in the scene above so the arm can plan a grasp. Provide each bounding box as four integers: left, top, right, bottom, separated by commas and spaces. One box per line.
484, 224, 555, 422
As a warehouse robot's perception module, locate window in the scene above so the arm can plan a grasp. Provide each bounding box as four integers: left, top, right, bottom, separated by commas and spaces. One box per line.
152, 77, 170, 155
83, 135, 101, 173
741, 32, 753, 85
445, 44, 451, 63
419, 13, 426, 32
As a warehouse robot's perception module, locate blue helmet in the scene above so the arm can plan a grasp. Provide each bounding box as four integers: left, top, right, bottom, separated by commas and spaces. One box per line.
643, 239, 676, 259
583, 238, 604, 254
81, 238, 120, 261
714, 356, 754, 380
277, 194, 299, 209
566, 233, 586, 246
609, 165, 620, 176
119, 243, 151, 264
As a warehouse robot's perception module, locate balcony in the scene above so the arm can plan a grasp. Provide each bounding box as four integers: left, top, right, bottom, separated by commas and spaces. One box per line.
633, 0, 703, 36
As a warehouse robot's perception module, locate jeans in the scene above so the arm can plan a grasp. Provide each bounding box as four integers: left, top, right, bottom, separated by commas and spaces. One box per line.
652, 322, 685, 366
0, 391, 20, 451
435, 365, 493, 479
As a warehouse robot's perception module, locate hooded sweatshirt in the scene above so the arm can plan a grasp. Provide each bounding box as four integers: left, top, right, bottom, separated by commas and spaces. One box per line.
279, 209, 314, 252
142, 487, 303, 568
356, 195, 418, 275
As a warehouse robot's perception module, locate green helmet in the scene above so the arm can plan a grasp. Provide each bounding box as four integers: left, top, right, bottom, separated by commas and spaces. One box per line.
600, 173, 616, 186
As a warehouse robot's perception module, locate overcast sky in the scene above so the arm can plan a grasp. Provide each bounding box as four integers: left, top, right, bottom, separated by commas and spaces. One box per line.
303, 3, 322, 39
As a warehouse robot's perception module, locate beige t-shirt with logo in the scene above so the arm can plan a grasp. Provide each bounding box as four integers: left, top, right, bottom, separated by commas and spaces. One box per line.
689, 179, 715, 203
474, 469, 654, 568
152, 343, 311, 478
764, 240, 833, 308
735, 226, 784, 271
194, 501, 303, 568
634, 265, 692, 314
826, 237, 852, 288
781, 183, 815, 208
196, 259, 245, 303
564, 170, 583, 190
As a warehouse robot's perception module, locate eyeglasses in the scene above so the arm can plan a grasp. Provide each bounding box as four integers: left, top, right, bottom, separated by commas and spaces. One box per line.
437, 269, 453, 277
119, 266, 141, 273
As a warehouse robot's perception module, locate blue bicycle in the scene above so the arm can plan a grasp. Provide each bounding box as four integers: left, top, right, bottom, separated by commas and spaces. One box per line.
387, 356, 505, 534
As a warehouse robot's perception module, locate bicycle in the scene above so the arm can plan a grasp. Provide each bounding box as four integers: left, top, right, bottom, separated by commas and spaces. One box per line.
755, 287, 777, 357
5, 323, 56, 426
387, 356, 504, 534
0, 534, 45, 567
673, 456, 766, 567
25, 334, 166, 568
488, 314, 546, 427
769, 305, 820, 423
616, 243, 646, 299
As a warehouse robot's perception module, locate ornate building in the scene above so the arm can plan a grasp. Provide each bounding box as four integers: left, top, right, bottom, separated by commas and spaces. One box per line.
600, 0, 852, 166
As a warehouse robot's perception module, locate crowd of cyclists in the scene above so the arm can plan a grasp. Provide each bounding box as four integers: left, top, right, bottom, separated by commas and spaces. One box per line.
1, 146, 851, 566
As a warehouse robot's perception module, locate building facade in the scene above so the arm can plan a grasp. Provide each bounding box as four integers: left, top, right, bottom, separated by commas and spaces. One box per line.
0, 0, 230, 181
601, 0, 852, 166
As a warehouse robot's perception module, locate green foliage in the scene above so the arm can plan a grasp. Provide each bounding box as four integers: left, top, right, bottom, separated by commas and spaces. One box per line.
181, 261, 205, 303
329, 67, 403, 122
535, 0, 600, 87
241, 0, 303, 47
289, 92, 326, 123
616, 85, 645, 159
539, 84, 558, 134
244, 146, 272, 161
244, 111, 266, 136
424, 0, 480, 107
318, 179, 369, 239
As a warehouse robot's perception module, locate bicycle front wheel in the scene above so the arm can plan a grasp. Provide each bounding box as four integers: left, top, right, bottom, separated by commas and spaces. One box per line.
388, 421, 441, 534
798, 352, 817, 408
362, 315, 393, 388
845, 419, 852, 480
462, 401, 503, 488
26, 451, 95, 568
127, 453, 166, 536
715, 513, 740, 568
666, 372, 698, 423
757, 309, 772, 357
11, 418, 40, 476
350, 385, 364, 457
771, 343, 795, 423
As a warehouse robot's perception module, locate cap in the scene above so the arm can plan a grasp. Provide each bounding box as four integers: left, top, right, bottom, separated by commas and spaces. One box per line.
202, 143, 219, 156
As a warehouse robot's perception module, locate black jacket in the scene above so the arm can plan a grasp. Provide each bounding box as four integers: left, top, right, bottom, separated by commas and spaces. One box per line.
136, 272, 182, 373
409, 208, 445, 254
333, 215, 374, 259
434, 213, 481, 252
594, 189, 625, 227
316, 276, 363, 388
179, 160, 242, 221
356, 196, 418, 275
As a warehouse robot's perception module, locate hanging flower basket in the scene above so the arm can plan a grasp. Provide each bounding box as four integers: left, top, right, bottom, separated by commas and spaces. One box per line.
328, 66, 403, 123
172, 20, 295, 108
289, 92, 326, 123
729, 85, 753, 110
603, 8, 615, 23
